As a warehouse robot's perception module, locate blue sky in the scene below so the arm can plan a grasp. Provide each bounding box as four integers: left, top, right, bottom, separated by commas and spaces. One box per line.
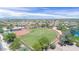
0, 7, 79, 19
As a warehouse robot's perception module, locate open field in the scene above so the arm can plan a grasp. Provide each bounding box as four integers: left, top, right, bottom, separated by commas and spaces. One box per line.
19, 28, 57, 47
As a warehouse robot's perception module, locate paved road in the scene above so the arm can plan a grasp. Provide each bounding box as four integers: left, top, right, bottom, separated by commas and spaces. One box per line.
0, 34, 10, 51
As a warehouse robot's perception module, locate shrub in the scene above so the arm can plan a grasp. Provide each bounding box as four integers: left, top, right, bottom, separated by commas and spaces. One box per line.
67, 40, 74, 45
50, 43, 56, 49
19, 47, 29, 51
76, 42, 79, 47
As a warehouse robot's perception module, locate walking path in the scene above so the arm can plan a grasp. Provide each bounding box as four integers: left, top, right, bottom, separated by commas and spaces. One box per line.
52, 27, 63, 51
47, 27, 63, 51
0, 34, 10, 51
52, 27, 62, 43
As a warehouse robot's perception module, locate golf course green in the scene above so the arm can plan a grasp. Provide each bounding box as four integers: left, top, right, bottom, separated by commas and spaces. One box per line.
20, 28, 57, 47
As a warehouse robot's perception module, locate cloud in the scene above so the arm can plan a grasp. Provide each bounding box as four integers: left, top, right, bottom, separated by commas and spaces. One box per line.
0, 8, 54, 17
40, 8, 79, 16
0, 7, 79, 19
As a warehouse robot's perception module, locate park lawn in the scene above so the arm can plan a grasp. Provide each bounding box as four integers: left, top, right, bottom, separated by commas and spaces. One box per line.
19, 28, 57, 47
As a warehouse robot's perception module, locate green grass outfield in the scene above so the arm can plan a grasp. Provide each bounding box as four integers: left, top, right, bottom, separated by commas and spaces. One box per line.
19, 28, 57, 47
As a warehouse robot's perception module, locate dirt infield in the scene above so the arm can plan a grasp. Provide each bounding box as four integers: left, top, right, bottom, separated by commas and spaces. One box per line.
14, 29, 30, 37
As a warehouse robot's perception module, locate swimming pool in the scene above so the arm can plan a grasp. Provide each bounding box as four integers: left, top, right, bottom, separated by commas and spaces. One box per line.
70, 28, 79, 37
74, 32, 79, 37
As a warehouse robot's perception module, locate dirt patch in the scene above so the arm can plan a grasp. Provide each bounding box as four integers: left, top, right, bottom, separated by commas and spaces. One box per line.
14, 29, 30, 37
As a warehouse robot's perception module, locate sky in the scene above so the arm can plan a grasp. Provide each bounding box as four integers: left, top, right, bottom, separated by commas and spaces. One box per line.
0, 7, 79, 19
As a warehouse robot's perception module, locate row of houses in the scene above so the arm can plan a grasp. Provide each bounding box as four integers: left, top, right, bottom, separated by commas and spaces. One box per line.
3, 26, 25, 33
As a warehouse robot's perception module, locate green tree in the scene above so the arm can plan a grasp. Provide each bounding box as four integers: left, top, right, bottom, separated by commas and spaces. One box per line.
10, 38, 21, 50
32, 37, 49, 51
4, 33, 16, 42
7, 24, 14, 31
39, 37, 49, 50
41, 23, 46, 28
57, 23, 67, 31
32, 42, 42, 51
57, 24, 62, 30
0, 27, 4, 33
60, 31, 74, 46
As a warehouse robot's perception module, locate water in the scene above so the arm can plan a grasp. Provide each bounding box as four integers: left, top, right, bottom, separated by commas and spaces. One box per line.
74, 32, 79, 37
